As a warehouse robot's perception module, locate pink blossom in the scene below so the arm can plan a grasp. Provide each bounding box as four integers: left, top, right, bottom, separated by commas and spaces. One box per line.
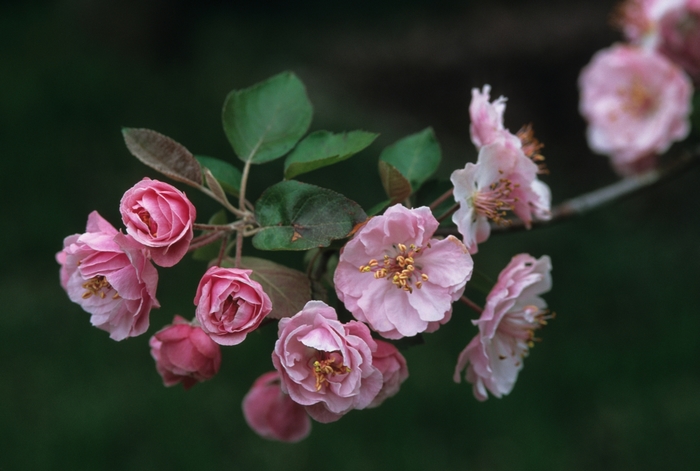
272, 301, 383, 423
56, 211, 159, 341
120, 177, 196, 267
149, 315, 221, 389
368, 340, 409, 408
242, 371, 312, 442
470, 85, 515, 149
194, 266, 272, 346
658, 1, 700, 81
579, 44, 693, 175
450, 140, 551, 254
454, 254, 552, 401
334, 205, 473, 339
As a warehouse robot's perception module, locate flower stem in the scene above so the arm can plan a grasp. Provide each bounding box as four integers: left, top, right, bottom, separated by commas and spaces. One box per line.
429, 187, 454, 211
459, 295, 484, 314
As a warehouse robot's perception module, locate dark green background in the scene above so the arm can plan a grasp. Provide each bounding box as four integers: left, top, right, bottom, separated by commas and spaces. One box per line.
3, 0, 700, 469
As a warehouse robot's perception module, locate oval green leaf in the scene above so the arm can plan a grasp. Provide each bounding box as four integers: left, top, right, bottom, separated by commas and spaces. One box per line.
379, 127, 441, 192
379, 160, 412, 204
222, 71, 313, 164
240, 256, 313, 319
253, 180, 367, 251
122, 128, 202, 187
284, 130, 378, 179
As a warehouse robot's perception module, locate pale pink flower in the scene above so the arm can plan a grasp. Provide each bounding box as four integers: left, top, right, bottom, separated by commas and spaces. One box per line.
242, 371, 312, 442
451, 140, 551, 254
470, 85, 514, 149
368, 340, 409, 408
579, 44, 693, 175
454, 254, 552, 401
149, 315, 221, 389
617, 0, 700, 80
272, 301, 383, 423
194, 267, 272, 346
334, 205, 473, 339
120, 177, 196, 267
56, 211, 159, 341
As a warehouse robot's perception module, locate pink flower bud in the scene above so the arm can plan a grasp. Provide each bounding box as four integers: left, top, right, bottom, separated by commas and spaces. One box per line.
242, 371, 311, 442
120, 177, 196, 267
149, 315, 221, 390
56, 211, 159, 341
194, 267, 272, 346
368, 340, 409, 408
272, 301, 383, 423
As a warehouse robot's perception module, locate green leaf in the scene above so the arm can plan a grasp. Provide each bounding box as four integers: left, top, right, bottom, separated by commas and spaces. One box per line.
222, 71, 313, 164
253, 180, 367, 251
284, 130, 378, 179
122, 128, 202, 187
239, 257, 312, 319
195, 155, 242, 196
379, 160, 412, 204
379, 127, 441, 192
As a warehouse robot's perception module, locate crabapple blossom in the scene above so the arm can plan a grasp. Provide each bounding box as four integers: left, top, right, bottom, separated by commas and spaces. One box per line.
56, 211, 159, 341
272, 301, 383, 423
242, 371, 312, 442
368, 340, 409, 408
469, 85, 520, 150
579, 44, 692, 175
149, 315, 221, 389
194, 266, 272, 346
334, 204, 473, 339
454, 254, 552, 401
451, 139, 551, 253
120, 177, 196, 267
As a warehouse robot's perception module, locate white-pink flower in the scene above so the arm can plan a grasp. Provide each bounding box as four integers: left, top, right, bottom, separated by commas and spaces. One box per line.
579, 44, 693, 175
120, 177, 196, 267
242, 371, 312, 442
368, 340, 409, 408
470, 85, 518, 150
451, 139, 551, 254
272, 301, 383, 423
454, 254, 552, 401
149, 315, 221, 390
334, 205, 473, 339
194, 266, 272, 346
56, 211, 159, 341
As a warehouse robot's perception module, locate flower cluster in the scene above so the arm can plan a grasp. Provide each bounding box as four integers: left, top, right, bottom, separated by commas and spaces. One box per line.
56, 72, 557, 444
580, 1, 695, 175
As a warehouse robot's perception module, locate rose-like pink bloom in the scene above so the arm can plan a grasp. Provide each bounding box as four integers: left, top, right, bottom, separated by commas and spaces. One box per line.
149, 315, 221, 389
450, 139, 551, 253
334, 205, 473, 339
579, 44, 693, 175
272, 301, 383, 423
120, 177, 196, 267
242, 371, 312, 442
194, 266, 272, 346
454, 254, 552, 401
368, 340, 409, 408
658, 1, 700, 80
56, 211, 159, 341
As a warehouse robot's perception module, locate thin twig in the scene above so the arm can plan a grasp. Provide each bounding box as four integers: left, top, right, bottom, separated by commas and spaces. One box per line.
429, 187, 454, 211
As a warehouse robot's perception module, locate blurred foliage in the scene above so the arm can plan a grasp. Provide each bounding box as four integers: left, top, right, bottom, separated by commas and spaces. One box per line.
2, 0, 700, 470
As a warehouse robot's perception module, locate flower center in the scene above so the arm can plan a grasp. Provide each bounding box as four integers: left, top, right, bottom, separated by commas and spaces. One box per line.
312, 352, 350, 391
359, 243, 430, 293
136, 207, 158, 237
517, 124, 548, 174
470, 178, 518, 225
619, 77, 656, 117
81, 275, 119, 300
